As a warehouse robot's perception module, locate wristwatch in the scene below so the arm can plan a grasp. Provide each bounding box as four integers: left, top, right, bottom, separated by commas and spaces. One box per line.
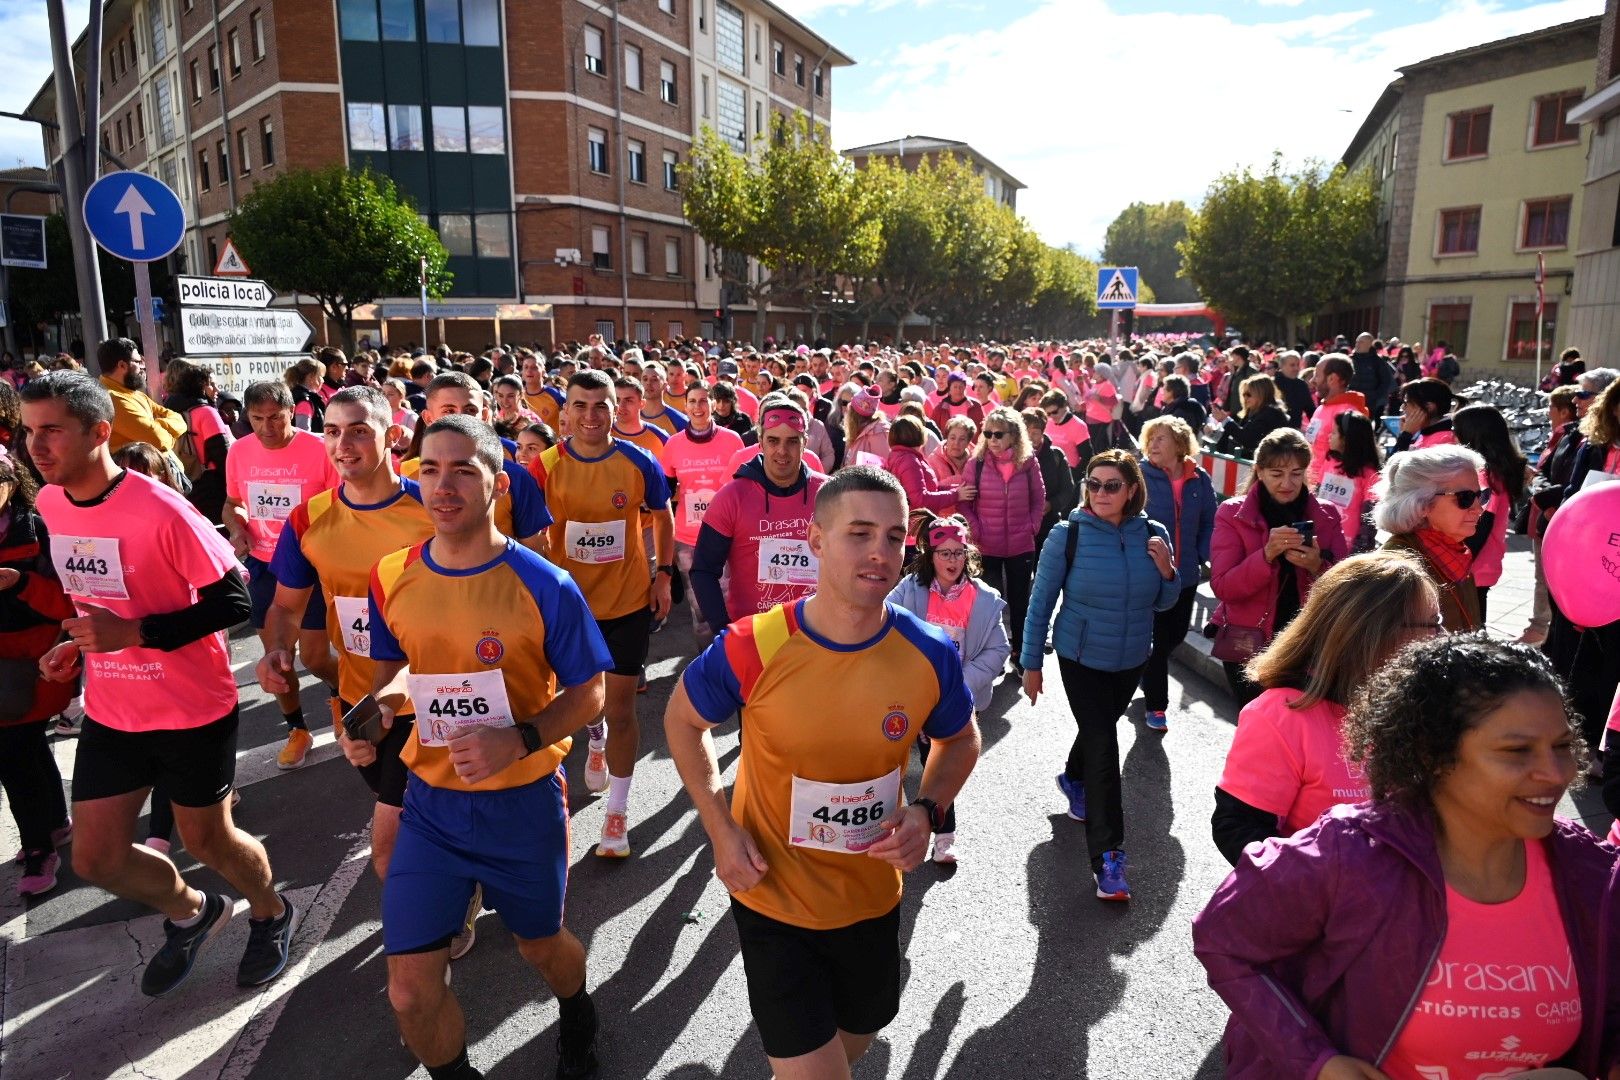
516, 723, 543, 758
656, 564, 676, 576
911, 797, 946, 833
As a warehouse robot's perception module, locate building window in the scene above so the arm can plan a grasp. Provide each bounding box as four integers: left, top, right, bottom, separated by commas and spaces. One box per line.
155, 77, 175, 143
584, 26, 605, 75
190, 60, 201, 100
227, 29, 241, 76
1445, 107, 1490, 161
339, 0, 379, 40
664, 236, 680, 275
714, 0, 744, 75
380, 0, 416, 40
388, 104, 424, 151
628, 139, 646, 183
772, 41, 783, 76
217, 138, 229, 178
667, 321, 683, 338
438, 214, 474, 257
251, 9, 266, 59
663, 149, 678, 190
698, 0, 705, 32
261, 116, 275, 165
1437, 206, 1481, 255
624, 44, 642, 90
716, 79, 745, 151
431, 105, 467, 152
592, 225, 612, 269
814, 65, 823, 96
659, 0, 675, 12
1521, 197, 1572, 249
237, 128, 251, 173
348, 102, 387, 151
1531, 90, 1582, 148
463, 0, 499, 45
793, 53, 804, 86
755, 100, 763, 137
150, 5, 168, 61
700, 74, 710, 118
630, 232, 648, 275
634, 320, 651, 343
1507, 300, 1556, 360
207, 236, 219, 271
1428, 302, 1471, 355
467, 105, 504, 153
474, 213, 510, 259
660, 60, 677, 104
588, 127, 609, 173
135, 102, 145, 142
424, 0, 460, 42
207, 45, 220, 89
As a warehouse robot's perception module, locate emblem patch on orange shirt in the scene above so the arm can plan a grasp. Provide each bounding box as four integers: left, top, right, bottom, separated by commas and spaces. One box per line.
475, 635, 504, 664
881, 708, 910, 741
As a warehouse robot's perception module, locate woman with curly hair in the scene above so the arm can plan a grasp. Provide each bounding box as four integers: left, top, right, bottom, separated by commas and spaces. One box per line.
1195, 635, 1618, 1080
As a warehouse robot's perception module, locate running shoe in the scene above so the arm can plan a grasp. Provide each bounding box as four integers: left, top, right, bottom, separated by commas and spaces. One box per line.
142, 890, 232, 997
1055, 773, 1086, 822
1144, 710, 1168, 733
1095, 850, 1130, 902
277, 727, 313, 770
53, 712, 82, 737
144, 837, 172, 856
584, 747, 609, 794
557, 991, 600, 1080
14, 817, 72, 863
931, 833, 957, 865
237, 892, 300, 987
596, 810, 630, 858
17, 851, 60, 898
449, 884, 483, 961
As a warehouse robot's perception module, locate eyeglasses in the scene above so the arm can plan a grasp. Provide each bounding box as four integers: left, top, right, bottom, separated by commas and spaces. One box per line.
933, 548, 968, 560
1084, 478, 1127, 494
1574, 390, 1595, 400
1436, 488, 1490, 510
984, 430, 1011, 440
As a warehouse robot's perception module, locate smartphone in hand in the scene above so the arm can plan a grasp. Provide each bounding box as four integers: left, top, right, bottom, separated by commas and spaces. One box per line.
342, 695, 385, 744
1291, 520, 1316, 546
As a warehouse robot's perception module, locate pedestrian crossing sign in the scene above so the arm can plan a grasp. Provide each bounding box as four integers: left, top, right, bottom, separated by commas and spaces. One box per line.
1096, 266, 1138, 309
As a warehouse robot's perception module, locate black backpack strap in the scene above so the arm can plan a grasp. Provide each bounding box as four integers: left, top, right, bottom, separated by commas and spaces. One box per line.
1064, 516, 1078, 574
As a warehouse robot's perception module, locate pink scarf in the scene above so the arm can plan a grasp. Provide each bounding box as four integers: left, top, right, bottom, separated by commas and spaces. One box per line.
989, 446, 1016, 482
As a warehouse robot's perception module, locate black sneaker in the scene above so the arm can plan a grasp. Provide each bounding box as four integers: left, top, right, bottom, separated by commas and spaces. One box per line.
141, 891, 232, 997
556, 993, 599, 1080
237, 892, 300, 987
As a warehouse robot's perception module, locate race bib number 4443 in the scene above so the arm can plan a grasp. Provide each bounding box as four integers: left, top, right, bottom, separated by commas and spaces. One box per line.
405, 669, 516, 747
789, 767, 902, 854
50, 535, 128, 600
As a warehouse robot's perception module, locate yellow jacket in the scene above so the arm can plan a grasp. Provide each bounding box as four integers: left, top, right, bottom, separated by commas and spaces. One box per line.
100, 374, 187, 452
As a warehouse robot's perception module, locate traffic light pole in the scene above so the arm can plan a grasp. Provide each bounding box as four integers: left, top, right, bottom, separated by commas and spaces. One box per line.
47, 0, 109, 353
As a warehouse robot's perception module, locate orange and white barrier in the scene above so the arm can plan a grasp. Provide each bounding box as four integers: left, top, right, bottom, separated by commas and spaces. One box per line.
1200, 452, 1252, 499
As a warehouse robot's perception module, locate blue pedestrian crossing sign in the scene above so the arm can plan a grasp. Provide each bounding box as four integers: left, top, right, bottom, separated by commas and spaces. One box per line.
1096, 266, 1139, 310
82, 171, 186, 263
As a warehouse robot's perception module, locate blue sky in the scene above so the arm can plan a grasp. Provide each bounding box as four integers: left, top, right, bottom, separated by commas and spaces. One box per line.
0, 0, 1603, 255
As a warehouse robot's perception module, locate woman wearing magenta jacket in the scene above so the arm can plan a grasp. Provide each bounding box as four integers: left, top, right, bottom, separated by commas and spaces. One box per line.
957, 405, 1046, 672
1194, 636, 1619, 1080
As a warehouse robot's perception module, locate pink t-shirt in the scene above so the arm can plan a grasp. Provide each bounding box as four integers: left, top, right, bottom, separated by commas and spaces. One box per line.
1383, 839, 1581, 1080
189, 405, 230, 468
1606, 685, 1620, 846
925, 580, 976, 658
37, 470, 242, 732
1217, 688, 1369, 834
1045, 413, 1090, 469
733, 385, 760, 420
1471, 473, 1511, 587
701, 470, 827, 621
727, 444, 823, 477
660, 426, 746, 546
224, 429, 341, 561
1316, 463, 1378, 549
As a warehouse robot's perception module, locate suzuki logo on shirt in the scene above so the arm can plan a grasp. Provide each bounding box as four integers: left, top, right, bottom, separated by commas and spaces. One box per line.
1499, 1037, 1520, 1052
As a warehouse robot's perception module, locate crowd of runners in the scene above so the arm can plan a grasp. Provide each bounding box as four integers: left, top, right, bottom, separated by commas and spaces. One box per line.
0, 328, 1617, 1080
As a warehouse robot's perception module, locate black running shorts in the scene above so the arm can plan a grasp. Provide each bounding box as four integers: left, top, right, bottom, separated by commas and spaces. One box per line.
73, 709, 239, 807
595, 607, 653, 677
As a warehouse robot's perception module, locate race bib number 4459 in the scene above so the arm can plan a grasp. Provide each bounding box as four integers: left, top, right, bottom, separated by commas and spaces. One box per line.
564, 519, 626, 564
789, 767, 902, 854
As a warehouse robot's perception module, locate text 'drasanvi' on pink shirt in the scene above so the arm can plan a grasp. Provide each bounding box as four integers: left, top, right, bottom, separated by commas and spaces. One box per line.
224, 429, 340, 562
37, 470, 243, 732
1217, 687, 1369, 835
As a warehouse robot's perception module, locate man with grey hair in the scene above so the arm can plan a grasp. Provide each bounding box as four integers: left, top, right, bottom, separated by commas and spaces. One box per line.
1272, 350, 1315, 430
1347, 332, 1396, 417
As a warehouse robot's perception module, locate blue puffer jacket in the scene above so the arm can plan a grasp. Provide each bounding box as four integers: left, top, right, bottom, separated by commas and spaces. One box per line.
1141, 460, 1218, 589
1021, 508, 1181, 672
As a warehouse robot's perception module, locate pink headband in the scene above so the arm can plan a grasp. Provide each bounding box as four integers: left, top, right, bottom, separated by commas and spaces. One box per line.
928, 522, 967, 547
760, 407, 806, 433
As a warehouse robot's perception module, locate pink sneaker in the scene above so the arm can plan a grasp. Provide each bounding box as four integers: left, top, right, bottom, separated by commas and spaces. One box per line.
17, 851, 59, 898
14, 817, 72, 864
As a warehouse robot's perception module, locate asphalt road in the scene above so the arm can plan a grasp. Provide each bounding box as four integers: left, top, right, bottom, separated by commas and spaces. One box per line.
0, 607, 1609, 1080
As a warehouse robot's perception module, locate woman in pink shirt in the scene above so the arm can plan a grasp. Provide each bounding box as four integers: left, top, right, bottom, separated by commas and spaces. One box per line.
1317, 410, 1383, 552
1452, 404, 1529, 623
1213, 551, 1441, 864
928, 415, 977, 484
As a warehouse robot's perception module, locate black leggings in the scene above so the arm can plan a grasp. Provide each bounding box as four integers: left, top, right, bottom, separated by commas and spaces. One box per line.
1140, 584, 1198, 712
1058, 658, 1145, 874
980, 552, 1035, 664
1476, 585, 1490, 625
1222, 661, 1263, 710
0, 722, 68, 854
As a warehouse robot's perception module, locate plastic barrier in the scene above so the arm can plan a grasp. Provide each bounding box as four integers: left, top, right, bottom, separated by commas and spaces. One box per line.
1200, 451, 1252, 499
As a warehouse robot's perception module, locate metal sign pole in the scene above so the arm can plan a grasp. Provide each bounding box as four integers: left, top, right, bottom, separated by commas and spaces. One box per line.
133, 261, 160, 363
47, 0, 108, 350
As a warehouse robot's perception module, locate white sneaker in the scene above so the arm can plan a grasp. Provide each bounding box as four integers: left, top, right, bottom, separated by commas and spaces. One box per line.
584, 746, 609, 793
596, 810, 631, 858
931, 833, 958, 864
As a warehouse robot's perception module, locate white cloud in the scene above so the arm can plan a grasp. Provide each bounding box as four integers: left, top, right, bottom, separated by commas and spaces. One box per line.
1256, 0, 1309, 8
823, 0, 1602, 254
0, 0, 64, 172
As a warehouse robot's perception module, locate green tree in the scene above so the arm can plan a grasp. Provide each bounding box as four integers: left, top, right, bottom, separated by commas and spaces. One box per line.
1029, 245, 1098, 338
1179, 155, 1381, 341
682, 114, 879, 344
229, 165, 451, 353
1101, 201, 1198, 304
7, 214, 161, 352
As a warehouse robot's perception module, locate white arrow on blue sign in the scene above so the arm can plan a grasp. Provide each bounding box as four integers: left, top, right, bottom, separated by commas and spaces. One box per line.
82, 171, 186, 263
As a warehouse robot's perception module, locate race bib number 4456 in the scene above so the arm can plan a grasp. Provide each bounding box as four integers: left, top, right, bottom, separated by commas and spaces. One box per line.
405, 669, 516, 747
789, 767, 902, 854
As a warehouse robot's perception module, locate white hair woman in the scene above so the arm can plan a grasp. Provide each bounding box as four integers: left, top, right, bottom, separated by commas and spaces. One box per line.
1375, 444, 1488, 632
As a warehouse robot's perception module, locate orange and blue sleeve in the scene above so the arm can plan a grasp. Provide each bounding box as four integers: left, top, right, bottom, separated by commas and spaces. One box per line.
268, 503, 317, 589
366, 546, 417, 662
682, 622, 752, 724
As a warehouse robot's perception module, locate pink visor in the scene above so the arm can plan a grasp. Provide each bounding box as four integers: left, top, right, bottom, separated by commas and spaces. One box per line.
760, 407, 807, 432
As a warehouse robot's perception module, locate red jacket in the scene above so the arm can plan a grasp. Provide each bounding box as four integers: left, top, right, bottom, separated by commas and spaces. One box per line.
0, 510, 75, 726
1210, 486, 1347, 637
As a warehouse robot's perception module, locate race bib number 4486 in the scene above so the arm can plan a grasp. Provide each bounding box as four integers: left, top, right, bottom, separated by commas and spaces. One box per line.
789, 767, 903, 854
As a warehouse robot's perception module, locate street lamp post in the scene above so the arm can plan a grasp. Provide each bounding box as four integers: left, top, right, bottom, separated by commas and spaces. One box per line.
46, 0, 108, 352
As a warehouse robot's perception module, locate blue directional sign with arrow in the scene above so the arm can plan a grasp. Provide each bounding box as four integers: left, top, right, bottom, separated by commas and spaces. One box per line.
82, 171, 186, 263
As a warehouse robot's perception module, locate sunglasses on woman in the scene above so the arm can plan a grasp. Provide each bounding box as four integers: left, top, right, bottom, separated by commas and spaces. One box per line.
1436, 488, 1490, 510
1084, 477, 1127, 494
984, 430, 1011, 440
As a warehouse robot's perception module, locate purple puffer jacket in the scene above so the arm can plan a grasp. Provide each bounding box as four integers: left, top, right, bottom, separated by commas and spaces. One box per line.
1192, 801, 1620, 1080
961, 453, 1045, 558
1210, 485, 1346, 636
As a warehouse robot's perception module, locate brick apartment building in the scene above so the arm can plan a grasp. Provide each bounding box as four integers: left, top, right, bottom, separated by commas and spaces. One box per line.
843, 135, 1023, 210
24, 0, 849, 349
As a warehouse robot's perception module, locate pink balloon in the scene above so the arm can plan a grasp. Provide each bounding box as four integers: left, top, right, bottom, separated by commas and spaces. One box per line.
1543, 482, 1620, 628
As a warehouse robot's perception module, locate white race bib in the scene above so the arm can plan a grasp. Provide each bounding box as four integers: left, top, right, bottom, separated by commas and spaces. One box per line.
406, 669, 516, 747
333, 595, 371, 656
683, 487, 716, 530
788, 767, 903, 854
1581, 469, 1620, 492
1317, 472, 1355, 508
50, 535, 128, 600
1304, 415, 1324, 443
564, 519, 626, 564
855, 451, 885, 469
757, 537, 817, 586
246, 482, 301, 522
